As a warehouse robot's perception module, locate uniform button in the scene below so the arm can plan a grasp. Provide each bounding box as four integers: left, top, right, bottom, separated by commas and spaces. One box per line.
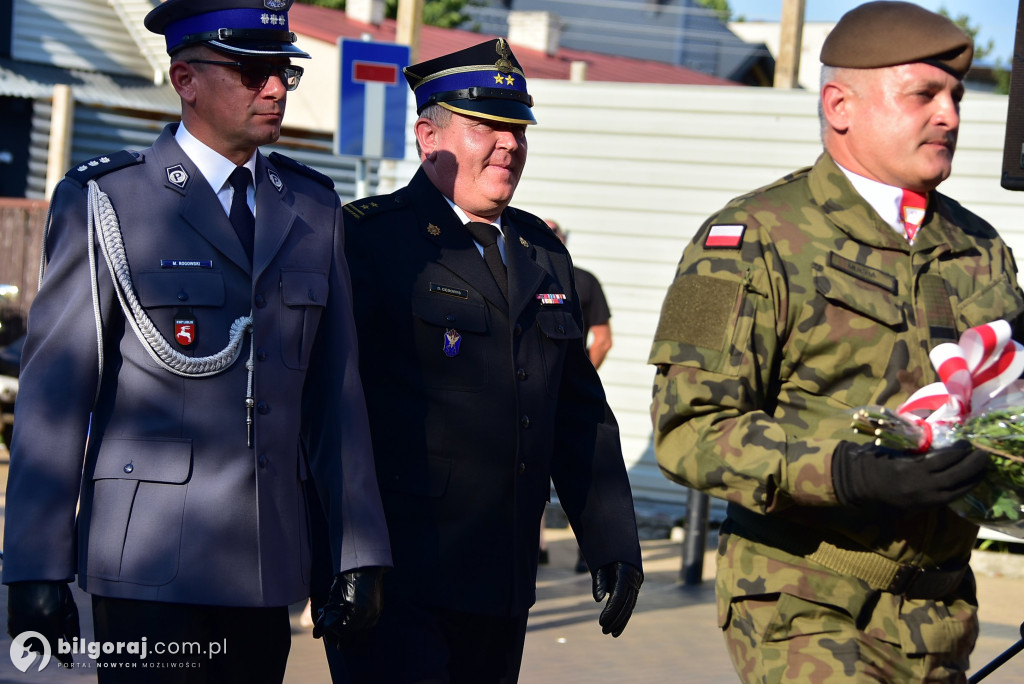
517, 368, 527, 380
257, 400, 269, 414
123, 462, 134, 474
177, 290, 188, 302
258, 454, 268, 468
256, 348, 267, 361
514, 324, 522, 336
518, 462, 526, 475
445, 314, 455, 323
557, 325, 565, 334
521, 415, 530, 428
255, 294, 266, 308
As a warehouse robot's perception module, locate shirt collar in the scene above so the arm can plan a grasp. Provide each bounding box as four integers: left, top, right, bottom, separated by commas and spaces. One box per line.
443, 196, 504, 235
174, 123, 257, 193
835, 163, 903, 234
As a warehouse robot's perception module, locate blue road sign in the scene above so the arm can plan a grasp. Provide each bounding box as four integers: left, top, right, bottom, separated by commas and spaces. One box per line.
336, 38, 410, 160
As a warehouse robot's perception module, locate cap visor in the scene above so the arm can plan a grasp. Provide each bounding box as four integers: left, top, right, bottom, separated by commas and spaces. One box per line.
439, 99, 536, 125
207, 40, 311, 59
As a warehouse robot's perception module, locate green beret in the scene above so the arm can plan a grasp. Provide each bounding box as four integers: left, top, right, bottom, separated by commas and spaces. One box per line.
820, 1, 973, 78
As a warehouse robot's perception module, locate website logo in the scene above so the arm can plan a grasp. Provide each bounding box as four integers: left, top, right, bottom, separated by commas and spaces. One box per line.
10, 631, 51, 672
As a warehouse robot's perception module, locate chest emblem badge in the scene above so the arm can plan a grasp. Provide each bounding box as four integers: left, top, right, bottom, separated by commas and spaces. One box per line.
175, 316, 196, 347
443, 328, 462, 357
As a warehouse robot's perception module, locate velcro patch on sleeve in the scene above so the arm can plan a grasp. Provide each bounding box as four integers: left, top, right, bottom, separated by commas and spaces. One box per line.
703, 224, 745, 249
654, 274, 740, 351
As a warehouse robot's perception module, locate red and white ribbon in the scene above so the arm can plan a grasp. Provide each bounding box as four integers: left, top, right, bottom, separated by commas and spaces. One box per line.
898, 320, 1024, 431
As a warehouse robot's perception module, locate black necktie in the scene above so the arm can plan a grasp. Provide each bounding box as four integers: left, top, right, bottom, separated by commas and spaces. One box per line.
228, 166, 254, 262
465, 221, 508, 302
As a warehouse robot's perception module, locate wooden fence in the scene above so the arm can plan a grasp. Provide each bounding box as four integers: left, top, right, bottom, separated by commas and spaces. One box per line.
0, 198, 48, 340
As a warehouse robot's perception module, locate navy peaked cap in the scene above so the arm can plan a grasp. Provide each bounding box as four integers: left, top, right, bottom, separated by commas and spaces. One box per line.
403, 38, 536, 125
145, 0, 310, 58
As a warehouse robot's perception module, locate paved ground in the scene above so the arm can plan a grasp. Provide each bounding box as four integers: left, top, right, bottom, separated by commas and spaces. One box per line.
3, 456, 1024, 682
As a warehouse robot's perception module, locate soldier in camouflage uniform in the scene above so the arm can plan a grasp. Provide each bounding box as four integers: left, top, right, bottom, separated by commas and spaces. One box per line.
649, 2, 1024, 681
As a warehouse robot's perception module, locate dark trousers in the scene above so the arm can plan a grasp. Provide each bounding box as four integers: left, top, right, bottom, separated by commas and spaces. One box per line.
91, 596, 291, 684
326, 599, 529, 684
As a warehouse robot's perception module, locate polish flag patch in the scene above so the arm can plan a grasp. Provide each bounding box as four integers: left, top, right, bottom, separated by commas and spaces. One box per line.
704, 224, 745, 249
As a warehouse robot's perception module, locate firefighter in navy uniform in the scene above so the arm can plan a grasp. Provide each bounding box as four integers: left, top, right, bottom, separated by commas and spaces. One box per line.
325, 39, 644, 683
3, 1, 391, 681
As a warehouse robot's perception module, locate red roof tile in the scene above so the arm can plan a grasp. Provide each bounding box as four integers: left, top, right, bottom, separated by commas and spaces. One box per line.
289, 4, 738, 86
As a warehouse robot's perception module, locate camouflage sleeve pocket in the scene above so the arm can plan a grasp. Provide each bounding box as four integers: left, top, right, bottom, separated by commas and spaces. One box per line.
649, 273, 746, 374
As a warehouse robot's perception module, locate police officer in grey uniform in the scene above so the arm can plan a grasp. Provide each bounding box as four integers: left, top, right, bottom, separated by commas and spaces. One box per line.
3, 1, 391, 680
330, 39, 643, 684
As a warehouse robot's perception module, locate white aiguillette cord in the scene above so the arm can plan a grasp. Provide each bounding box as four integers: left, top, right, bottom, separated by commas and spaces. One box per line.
68, 180, 257, 446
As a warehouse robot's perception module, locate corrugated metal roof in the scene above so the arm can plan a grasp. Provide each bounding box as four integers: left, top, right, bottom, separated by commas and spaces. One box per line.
109, 0, 168, 85
12, 0, 155, 80
289, 4, 738, 86
0, 57, 179, 112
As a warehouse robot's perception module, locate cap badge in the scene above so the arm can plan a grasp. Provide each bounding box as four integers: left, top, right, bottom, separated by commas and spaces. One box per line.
262, 13, 286, 26
494, 38, 513, 73
264, 0, 288, 9
166, 164, 189, 188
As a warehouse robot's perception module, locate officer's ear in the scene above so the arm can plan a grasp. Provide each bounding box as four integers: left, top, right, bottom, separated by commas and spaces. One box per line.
414, 116, 439, 162
820, 78, 856, 135
169, 60, 199, 105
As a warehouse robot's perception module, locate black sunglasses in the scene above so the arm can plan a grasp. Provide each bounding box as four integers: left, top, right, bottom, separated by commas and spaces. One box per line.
186, 60, 304, 91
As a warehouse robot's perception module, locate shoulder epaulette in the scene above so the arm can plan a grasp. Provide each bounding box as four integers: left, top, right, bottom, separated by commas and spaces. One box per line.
343, 194, 403, 221
268, 152, 334, 189
65, 150, 143, 187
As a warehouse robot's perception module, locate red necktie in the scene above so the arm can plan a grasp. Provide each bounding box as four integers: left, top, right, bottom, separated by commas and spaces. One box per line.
900, 189, 928, 243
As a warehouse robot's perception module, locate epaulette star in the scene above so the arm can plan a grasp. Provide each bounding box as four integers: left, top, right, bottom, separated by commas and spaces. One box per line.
343, 195, 401, 221
64, 150, 143, 187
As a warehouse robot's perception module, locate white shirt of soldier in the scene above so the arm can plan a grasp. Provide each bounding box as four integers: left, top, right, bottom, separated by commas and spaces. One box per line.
837, 163, 913, 239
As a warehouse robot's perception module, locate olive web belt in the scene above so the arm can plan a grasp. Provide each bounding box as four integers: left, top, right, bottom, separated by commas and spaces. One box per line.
724, 503, 967, 600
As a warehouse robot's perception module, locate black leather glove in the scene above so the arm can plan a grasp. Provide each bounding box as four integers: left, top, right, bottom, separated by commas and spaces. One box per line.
8, 581, 80, 666
312, 567, 384, 650
832, 439, 989, 509
592, 561, 643, 638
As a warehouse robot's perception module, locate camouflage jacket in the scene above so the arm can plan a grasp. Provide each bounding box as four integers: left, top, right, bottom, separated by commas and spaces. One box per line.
650, 152, 1024, 576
